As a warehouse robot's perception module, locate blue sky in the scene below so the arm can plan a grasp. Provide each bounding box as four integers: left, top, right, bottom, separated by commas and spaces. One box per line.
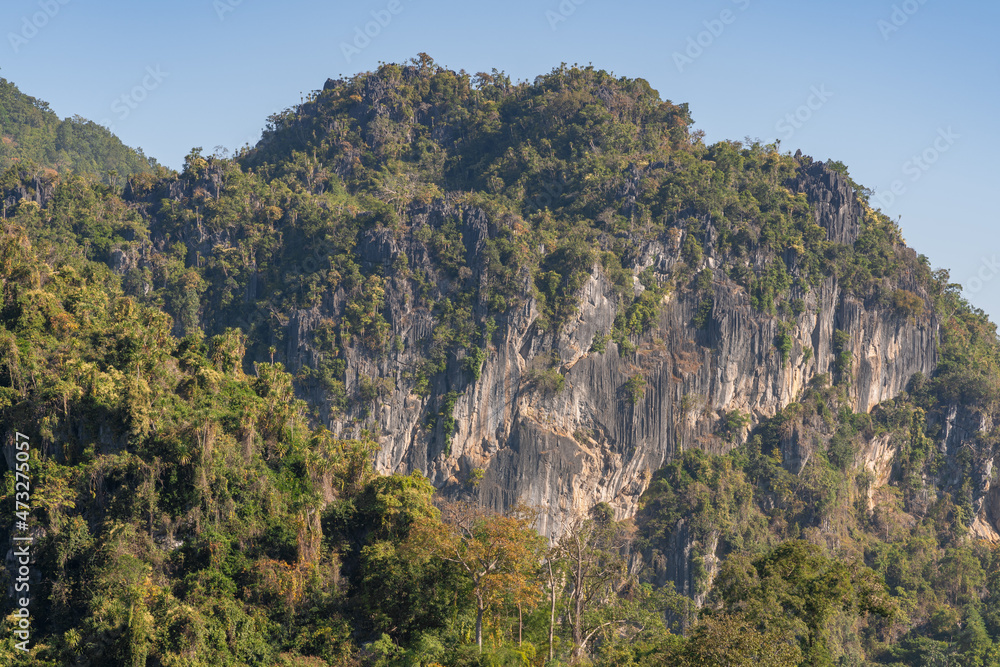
2, 0, 998, 321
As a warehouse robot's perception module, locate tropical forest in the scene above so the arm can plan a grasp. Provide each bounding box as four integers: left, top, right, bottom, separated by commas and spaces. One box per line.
2, 55, 1000, 666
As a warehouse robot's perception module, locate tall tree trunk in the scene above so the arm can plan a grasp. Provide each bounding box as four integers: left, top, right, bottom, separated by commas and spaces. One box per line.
518, 602, 523, 647
476, 598, 484, 651
548, 561, 557, 662
573, 554, 584, 653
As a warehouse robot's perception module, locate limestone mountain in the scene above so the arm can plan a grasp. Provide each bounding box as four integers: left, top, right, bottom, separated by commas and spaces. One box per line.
2, 56, 999, 665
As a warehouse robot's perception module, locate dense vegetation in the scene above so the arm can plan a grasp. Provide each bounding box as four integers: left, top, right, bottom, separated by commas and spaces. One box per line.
2, 55, 1000, 665
0, 78, 157, 180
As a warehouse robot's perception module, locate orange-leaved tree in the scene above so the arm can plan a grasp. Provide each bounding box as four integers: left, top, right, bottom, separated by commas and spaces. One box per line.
427, 502, 545, 651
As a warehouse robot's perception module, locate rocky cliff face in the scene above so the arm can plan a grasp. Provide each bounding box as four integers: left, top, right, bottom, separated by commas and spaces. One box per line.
282, 163, 940, 538
945, 404, 1000, 543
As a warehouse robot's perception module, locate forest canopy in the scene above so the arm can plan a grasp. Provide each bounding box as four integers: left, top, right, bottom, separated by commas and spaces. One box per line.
1, 56, 999, 666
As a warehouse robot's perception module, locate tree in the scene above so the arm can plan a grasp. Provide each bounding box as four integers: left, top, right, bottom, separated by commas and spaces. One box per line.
681, 612, 801, 667
435, 502, 544, 650
324, 472, 464, 643
710, 540, 897, 663
549, 505, 656, 660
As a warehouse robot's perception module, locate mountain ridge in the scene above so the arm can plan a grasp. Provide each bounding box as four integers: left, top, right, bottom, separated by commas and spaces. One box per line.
1, 57, 1000, 665
0, 76, 158, 180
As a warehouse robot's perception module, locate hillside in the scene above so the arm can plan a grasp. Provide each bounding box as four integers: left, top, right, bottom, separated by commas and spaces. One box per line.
2, 56, 1000, 666
0, 77, 158, 179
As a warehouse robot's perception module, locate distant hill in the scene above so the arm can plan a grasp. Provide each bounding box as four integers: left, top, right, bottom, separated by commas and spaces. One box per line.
0, 77, 158, 177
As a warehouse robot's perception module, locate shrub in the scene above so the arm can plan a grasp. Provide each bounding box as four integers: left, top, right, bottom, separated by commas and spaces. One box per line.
623, 374, 646, 405
827, 429, 856, 471
693, 297, 714, 330
590, 331, 608, 353
776, 331, 793, 363
359, 375, 394, 402
682, 224, 704, 266
694, 268, 713, 292
439, 390, 461, 451
535, 237, 595, 330
892, 289, 925, 319
833, 330, 852, 384
720, 410, 751, 443
530, 366, 566, 395
462, 345, 488, 381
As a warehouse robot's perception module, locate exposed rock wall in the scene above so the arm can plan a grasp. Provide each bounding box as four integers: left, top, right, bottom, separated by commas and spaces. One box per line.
943, 405, 1000, 542
287, 166, 940, 538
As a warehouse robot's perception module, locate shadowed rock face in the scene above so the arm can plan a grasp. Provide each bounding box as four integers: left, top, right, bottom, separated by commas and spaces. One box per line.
286, 164, 939, 538
794, 161, 862, 246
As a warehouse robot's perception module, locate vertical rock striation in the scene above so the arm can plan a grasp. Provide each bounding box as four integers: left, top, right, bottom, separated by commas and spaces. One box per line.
289, 164, 939, 538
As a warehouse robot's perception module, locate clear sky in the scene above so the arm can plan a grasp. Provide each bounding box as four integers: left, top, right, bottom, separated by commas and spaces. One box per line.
2, 0, 998, 321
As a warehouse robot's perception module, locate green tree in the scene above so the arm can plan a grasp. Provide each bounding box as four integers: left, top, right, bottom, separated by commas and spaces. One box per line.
711, 541, 896, 664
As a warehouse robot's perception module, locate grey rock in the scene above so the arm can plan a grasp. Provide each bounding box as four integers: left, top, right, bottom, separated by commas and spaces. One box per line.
287, 163, 940, 539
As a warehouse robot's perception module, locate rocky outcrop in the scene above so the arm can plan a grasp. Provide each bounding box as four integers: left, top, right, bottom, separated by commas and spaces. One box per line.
942, 405, 1000, 542
280, 164, 941, 539
858, 433, 898, 512
794, 161, 861, 246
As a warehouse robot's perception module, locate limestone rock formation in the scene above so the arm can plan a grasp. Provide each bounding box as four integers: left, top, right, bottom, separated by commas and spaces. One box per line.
283, 163, 940, 538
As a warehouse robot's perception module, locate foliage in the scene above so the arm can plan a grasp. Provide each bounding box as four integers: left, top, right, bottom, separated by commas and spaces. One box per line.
720, 410, 751, 443
834, 330, 852, 385
432, 503, 546, 650
893, 289, 925, 320
0, 77, 157, 178
623, 374, 646, 405
535, 237, 595, 331
528, 353, 566, 396
710, 541, 897, 663
2, 55, 1000, 667
776, 328, 793, 364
